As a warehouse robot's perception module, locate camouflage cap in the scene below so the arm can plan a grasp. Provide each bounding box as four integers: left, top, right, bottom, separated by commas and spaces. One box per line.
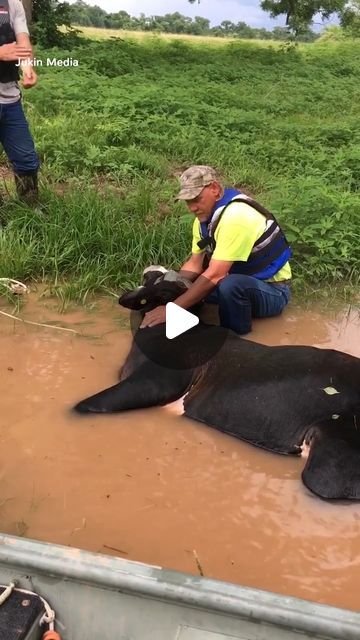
176, 165, 220, 201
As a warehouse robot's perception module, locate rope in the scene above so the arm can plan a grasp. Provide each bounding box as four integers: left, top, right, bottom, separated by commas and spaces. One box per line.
0, 309, 79, 334
0, 581, 55, 631
0, 278, 29, 295
0, 581, 15, 605
0, 278, 79, 334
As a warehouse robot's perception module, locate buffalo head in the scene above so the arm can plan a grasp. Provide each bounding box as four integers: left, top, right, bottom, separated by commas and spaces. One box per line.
119, 266, 193, 313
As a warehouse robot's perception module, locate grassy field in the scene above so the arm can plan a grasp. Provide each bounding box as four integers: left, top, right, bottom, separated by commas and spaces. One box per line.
76, 26, 241, 44
0, 33, 359, 303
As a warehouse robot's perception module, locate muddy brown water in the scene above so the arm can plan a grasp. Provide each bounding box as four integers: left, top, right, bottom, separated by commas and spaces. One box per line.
1, 293, 360, 611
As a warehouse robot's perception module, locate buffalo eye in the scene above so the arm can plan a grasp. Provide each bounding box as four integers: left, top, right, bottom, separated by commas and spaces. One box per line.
140, 298, 147, 305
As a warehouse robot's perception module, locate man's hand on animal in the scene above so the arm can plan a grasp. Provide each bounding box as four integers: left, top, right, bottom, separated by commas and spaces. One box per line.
140, 305, 166, 328
0, 41, 31, 61
140, 260, 231, 328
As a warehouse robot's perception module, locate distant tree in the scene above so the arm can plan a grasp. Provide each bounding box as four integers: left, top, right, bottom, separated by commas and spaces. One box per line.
234, 21, 256, 38
85, 4, 107, 28
69, 0, 91, 26
114, 10, 133, 29
219, 19, 236, 35
341, 0, 360, 35
191, 15, 210, 34
271, 25, 291, 40
65, 1, 319, 43
255, 27, 273, 39
188, 0, 341, 38
162, 12, 192, 33
260, 0, 346, 35
135, 12, 152, 31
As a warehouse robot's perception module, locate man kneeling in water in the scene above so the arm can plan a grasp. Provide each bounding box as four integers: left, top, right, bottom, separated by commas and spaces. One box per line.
141, 165, 292, 335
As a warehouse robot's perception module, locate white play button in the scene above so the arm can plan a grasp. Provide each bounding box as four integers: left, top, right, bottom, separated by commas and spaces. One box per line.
166, 302, 199, 340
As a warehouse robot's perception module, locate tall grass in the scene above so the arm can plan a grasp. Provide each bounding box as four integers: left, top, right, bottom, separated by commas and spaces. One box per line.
0, 184, 192, 301
0, 36, 359, 302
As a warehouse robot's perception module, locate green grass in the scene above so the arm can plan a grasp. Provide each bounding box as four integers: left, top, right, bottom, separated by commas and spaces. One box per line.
0, 35, 359, 303
0, 184, 192, 301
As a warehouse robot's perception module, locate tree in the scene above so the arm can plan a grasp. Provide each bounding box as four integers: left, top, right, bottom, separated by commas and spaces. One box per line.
271, 25, 291, 39
219, 19, 236, 34
188, 0, 346, 37
341, 0, 360, 35
86, 4, 107, 28
260, 0, 346, 35
69, 0, 92, 26
191, 15, 210, 34
234, 21, 256, 38
31, 0, 80, 46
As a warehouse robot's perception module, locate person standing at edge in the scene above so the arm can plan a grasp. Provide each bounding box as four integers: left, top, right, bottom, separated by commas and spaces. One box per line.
0, 0, 39, 204
141, 165, 292, 335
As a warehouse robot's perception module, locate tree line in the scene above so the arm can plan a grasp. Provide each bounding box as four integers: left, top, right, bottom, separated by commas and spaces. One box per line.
21, 0, 360, 48
68, 2, 319, 42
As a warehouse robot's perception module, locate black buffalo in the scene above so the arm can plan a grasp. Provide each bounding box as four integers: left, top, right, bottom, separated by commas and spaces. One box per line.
302, 414, 360, 500
75, 268, 360, 500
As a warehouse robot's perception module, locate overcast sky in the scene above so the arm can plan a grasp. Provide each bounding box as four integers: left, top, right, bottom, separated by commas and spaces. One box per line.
83, 0, 287, 29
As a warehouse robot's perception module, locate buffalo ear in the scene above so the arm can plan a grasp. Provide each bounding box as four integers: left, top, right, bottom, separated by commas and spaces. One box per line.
143, 271, 164, 287
143, 265, 168, 286
152, 280, 188, 304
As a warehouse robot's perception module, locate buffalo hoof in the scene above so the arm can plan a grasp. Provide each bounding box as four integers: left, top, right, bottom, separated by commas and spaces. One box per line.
73, 400, 107, 413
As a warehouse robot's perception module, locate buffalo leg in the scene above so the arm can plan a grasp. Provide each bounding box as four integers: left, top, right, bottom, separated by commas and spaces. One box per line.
74, 362, 192, 414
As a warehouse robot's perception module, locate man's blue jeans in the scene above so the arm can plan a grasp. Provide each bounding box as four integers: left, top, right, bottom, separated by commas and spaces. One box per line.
0, 99, 39, 176
206, 274, 291, 335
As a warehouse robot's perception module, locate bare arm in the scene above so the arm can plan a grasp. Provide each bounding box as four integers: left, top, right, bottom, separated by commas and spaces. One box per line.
178, 253, 204, 282
175, 259, 233, 310
16, 32, 32, 50
140, 259, 233, 328
13, 0, 37, 88
2, 0, 32, 62
0, 39, 31, 62
16, 32, 37, 88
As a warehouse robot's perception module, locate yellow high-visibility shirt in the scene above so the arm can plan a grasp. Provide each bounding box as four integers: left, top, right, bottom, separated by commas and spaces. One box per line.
191, 201, 291, 282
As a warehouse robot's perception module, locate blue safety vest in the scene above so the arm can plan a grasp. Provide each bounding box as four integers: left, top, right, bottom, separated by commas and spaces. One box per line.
197, 188, 292, 280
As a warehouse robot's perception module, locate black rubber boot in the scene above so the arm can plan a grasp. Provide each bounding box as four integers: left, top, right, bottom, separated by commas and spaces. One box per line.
14, 172, 39, 205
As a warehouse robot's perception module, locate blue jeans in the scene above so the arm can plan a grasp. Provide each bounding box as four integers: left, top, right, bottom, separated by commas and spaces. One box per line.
206, 274, 291, 335
0, 99, 39, 176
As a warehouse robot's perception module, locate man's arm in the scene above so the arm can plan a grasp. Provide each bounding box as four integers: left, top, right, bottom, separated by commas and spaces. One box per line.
175, 258, 233, 309
16, 32, 37, 88
140, 258, 233, 328
178, 252, 204, 282
0, 39, 31, 62
12, 0, 37, 88
16, 32, 32, 51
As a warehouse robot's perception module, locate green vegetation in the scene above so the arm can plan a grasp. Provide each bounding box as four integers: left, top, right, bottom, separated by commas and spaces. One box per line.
0, 36, 359, 303
30, 0, 80, 47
